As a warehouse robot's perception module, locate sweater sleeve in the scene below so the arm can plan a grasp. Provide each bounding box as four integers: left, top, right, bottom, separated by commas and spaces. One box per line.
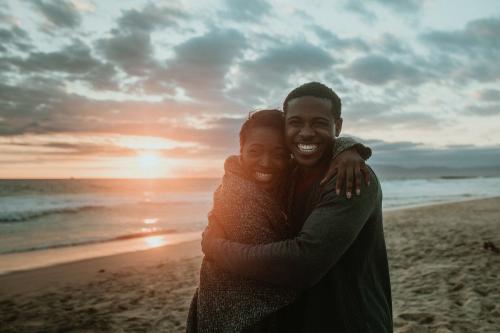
202, 169, 380, 290
332, 136, 372, 161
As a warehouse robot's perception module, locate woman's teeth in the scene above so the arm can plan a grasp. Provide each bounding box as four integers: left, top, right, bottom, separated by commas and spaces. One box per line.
254, 172, 273, 182
297, 144, 319, 154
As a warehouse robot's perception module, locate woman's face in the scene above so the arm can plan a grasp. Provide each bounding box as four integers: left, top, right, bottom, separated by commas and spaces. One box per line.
240, 126, 289, 191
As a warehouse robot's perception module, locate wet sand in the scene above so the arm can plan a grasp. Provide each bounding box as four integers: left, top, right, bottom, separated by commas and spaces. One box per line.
1, 197, 499, 332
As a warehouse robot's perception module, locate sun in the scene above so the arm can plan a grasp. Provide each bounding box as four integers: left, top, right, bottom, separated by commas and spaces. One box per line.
138, 151, 161, 168
136, 151, 166, 178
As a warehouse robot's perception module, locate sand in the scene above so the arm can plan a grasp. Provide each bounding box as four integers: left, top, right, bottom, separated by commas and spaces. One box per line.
1, 197, 499, 333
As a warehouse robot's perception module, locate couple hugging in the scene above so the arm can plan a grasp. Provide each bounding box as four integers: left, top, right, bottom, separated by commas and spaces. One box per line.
187, 82, 392, 333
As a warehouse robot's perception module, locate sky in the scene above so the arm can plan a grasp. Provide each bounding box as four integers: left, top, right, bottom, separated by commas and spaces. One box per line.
0, 0, 499, 178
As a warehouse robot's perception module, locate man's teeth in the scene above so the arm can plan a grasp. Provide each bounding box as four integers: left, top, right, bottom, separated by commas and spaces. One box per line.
255, 172, 273, 182
297, 144, 319, 153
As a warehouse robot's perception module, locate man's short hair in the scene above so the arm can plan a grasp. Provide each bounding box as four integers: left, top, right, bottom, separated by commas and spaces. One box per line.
283, 82, 341, 119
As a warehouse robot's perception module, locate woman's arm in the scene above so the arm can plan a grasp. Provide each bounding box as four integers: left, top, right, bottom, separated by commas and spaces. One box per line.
321, 136, 372, 198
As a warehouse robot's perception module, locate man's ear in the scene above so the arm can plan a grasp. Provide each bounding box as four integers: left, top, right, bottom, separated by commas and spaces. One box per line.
334, 118, 343, 137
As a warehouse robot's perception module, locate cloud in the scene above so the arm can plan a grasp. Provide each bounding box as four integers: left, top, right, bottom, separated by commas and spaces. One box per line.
1, 39, 118, 90
466, 104, 500, 116
229, 42, 335, 106
375, 33, 411, 54
94, 4, 191, 78
373, 0, 421, 13
8, 39, 99, 73
0, 26, 32, 52
476, 89, 500, 102
311, 25, 370, 53
96, 31, 156, 76
70, 0, 96, 13
159, 28, 247, 101
341, 54, 426, 86
32, 0, 81, 28
344, 0, 422, 21
220, 0, 271, 22
421, 17, 500, 57
340, 98, 441, 132
117, 3, 188, 33
369, 143, 500, 169
5, 141, 136, 157
363, 139, 422, 151
0, 77, 245, 157
343, 1, 377, 22
420, 17, 500, 84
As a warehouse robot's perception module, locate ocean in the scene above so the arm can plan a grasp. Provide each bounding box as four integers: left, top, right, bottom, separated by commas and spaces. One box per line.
1, 176, 500, 272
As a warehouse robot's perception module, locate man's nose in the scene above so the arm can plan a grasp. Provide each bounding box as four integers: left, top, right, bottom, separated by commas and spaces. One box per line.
299, 124, 315, 139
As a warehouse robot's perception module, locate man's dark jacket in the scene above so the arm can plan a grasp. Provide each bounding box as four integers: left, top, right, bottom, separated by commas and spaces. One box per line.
204, 166, 393, 332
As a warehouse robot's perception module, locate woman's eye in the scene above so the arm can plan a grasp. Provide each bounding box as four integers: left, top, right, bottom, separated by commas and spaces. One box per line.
274, 152, 289, 159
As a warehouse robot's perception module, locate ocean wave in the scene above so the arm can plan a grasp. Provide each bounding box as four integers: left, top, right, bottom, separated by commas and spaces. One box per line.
0, 205, 107, 223
0, 228, 178, 254
0, 192, 212, 223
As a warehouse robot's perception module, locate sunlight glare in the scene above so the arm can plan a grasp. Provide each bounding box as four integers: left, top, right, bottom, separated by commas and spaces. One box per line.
144, 235, 168, 248
135, 151, 168, 178
138, 152, 161, 168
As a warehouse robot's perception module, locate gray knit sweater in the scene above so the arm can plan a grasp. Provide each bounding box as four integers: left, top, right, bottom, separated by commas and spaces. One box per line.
187, 156, 296, 333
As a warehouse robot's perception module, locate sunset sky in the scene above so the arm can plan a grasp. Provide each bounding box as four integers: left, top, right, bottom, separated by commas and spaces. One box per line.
1, 0, 499, 178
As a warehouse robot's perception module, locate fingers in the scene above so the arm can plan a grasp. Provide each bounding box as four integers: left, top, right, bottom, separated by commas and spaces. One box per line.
320, 165, 338, 186
361, 163, 371, 186
336, 166, 346, 196
355, 164, 362, 196
345, 165, 354, 199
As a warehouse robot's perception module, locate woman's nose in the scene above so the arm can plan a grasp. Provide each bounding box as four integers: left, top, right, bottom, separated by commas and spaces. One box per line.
258, 154, 271, 168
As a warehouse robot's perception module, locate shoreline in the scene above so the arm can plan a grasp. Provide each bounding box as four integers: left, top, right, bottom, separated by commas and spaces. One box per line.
0, 196, 499, 332
2, 195, 499, 276
383, 194, 500, 212
0, 231, 201, 276
0, 239, 202, 298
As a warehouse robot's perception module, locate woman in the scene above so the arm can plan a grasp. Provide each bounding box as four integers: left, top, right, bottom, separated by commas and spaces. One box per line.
187, 109, 369, 332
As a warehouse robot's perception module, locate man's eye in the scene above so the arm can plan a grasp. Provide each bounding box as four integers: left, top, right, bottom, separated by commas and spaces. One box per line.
314, 121, 329, 127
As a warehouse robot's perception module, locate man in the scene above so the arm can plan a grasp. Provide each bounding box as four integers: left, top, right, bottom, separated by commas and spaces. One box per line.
202, 82, 392, 332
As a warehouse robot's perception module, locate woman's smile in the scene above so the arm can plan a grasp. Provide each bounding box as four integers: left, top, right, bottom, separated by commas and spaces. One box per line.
254, 171, 274, 182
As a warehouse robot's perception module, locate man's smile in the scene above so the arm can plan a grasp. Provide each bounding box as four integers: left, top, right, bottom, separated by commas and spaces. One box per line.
296, 143, 320, 155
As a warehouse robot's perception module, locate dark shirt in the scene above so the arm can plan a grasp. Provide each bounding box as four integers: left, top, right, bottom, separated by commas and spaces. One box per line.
204, 166, 393, 332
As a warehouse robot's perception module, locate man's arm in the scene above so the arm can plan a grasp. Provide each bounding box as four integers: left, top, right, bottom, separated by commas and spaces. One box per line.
202, 171, 380, 290
332, 136, 372, 161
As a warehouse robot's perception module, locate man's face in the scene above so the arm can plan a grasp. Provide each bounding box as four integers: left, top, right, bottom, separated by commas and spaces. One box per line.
285, 96, 342, 167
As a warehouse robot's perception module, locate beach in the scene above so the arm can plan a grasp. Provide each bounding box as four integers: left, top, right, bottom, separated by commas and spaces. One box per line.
1, 197, 499, 333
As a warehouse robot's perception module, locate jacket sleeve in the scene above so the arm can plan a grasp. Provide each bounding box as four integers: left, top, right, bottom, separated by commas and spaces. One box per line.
332, 136, 372, 161
203, 171, 379, 290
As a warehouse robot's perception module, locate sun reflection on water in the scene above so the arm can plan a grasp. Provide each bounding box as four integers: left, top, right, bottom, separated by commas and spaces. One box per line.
144, 235, 168, 248
143, 218, 158, 225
